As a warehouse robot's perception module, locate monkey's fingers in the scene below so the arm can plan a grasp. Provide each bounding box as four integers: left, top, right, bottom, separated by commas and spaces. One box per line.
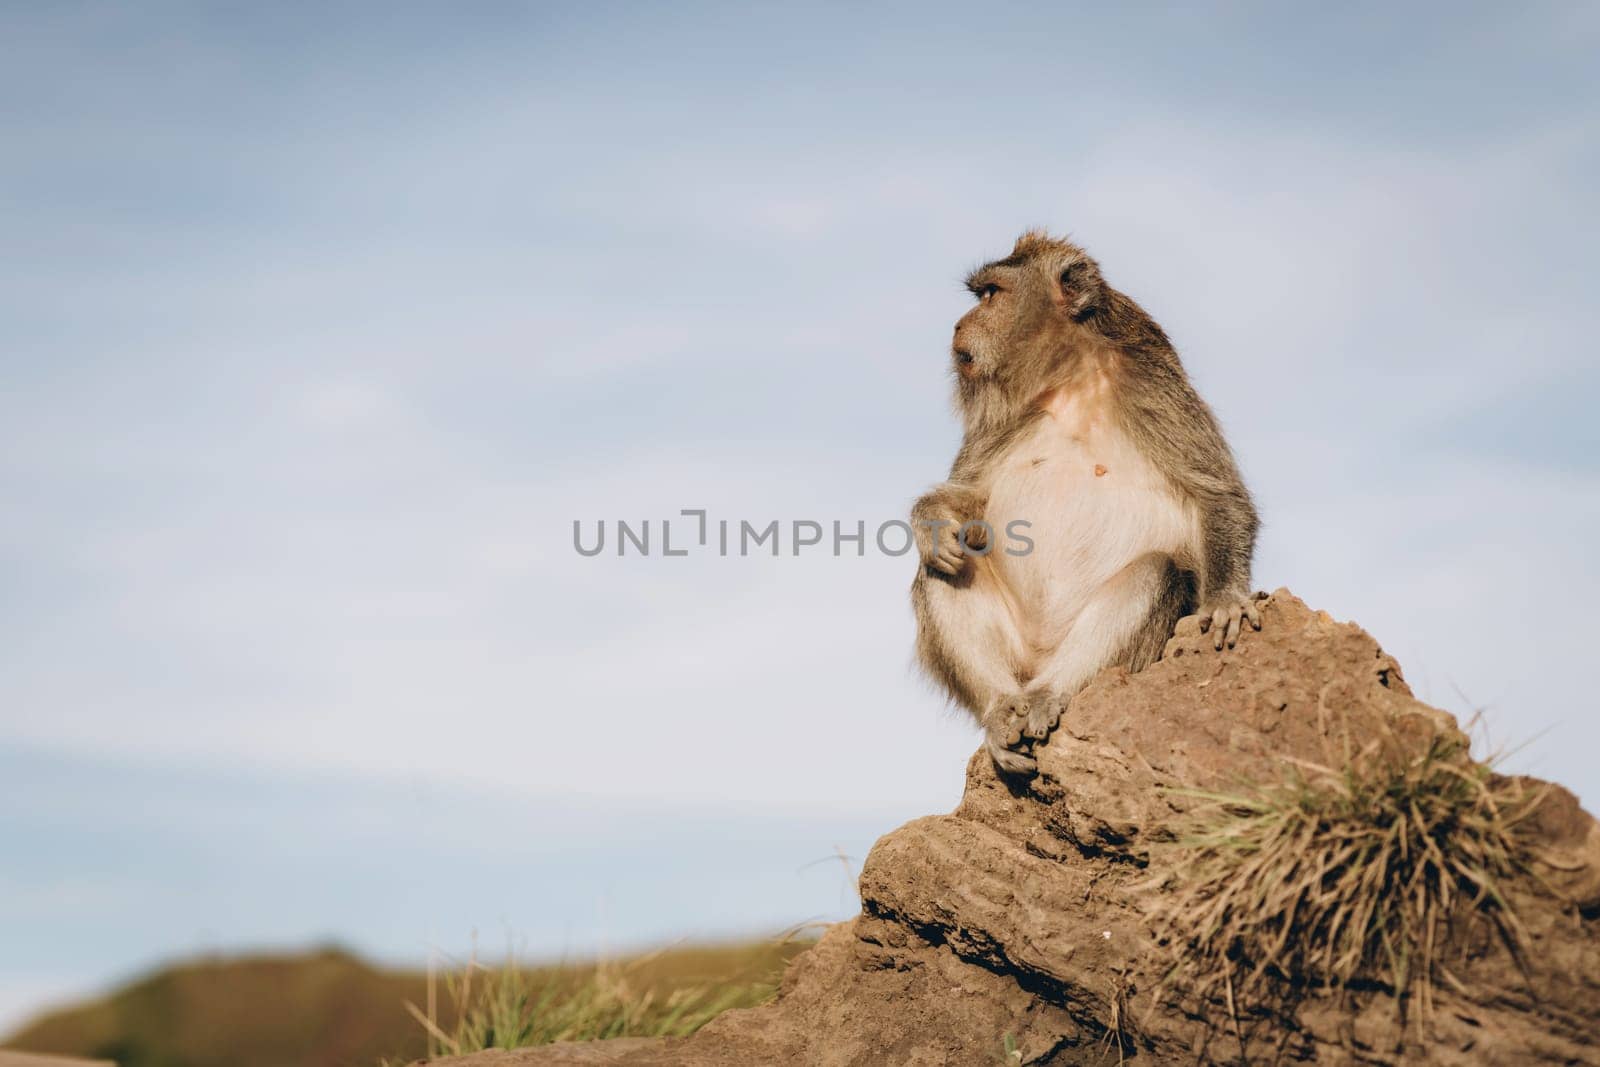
985, 695, 1039, 776
1209, 606, 1230, 650
986, 698, 1031, 741
1022, 691, 1061, 742
1224, 604, 1246, 649
987, 711, 1024, 747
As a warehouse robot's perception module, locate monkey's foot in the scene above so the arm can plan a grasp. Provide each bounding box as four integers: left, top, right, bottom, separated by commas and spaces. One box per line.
1019, 687, 1064, 743
984, 694, 1039, 776
1196, 590, 1267, 651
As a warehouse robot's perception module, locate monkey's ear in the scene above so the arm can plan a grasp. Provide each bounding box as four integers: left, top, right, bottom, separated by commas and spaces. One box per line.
1055, 257, 1104, 321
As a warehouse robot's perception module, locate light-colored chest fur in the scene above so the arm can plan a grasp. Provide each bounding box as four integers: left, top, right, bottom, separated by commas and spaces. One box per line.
980, 371, 1198, 650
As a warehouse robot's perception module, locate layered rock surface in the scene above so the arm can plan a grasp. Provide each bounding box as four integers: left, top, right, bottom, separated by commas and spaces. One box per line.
424, 592, 1600, 1065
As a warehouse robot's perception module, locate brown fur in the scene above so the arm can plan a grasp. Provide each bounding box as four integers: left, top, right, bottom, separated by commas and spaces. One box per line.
911, 231, 1259, 775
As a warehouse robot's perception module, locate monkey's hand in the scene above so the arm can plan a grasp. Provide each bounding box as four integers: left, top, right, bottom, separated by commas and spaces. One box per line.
914, 515, 968, 575
911, 485, 987, 576
983, 690, 1061, 777
1196, 589, 1266, 651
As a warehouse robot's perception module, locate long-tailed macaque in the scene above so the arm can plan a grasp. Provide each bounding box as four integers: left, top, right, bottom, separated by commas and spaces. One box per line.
912, 231, 1261, 775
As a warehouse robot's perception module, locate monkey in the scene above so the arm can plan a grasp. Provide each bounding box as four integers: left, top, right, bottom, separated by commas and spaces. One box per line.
911, 231, 1261, 776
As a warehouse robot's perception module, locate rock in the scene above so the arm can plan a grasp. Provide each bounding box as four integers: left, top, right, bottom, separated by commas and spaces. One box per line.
0, 1053, 117, 1067
425, 591, 1600, 1065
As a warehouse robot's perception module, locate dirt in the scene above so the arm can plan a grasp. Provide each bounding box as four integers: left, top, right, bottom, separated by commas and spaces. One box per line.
421, 591, 1600, 1065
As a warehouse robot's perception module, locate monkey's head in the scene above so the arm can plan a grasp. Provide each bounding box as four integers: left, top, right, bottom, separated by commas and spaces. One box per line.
951, 230, 1106, 404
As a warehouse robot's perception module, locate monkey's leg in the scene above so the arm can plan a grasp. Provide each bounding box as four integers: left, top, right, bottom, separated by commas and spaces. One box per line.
1019, 554, 1191, 744
1115, 557, 1196, 674
912, 566, 1035, 775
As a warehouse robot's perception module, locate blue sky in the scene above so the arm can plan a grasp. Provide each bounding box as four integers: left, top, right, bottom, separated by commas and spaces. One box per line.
2, 1, 1597, 1035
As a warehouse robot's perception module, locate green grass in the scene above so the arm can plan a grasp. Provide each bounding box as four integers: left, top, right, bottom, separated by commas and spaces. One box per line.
3, 940, 808, 1067
1147, 709, 1544, 1031
400, 937, 802, 1060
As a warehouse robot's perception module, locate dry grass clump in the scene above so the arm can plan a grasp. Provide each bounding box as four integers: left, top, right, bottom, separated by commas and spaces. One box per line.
1149, 709, 1543, 1027
401, 940, 786, 1059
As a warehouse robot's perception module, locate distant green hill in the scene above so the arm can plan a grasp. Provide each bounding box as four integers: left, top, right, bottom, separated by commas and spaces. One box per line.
4, 942, 804, 1067
5, 948, 434, 1067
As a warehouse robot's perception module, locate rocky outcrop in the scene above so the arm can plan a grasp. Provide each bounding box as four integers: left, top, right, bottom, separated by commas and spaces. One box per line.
425, 592, 1600, 1065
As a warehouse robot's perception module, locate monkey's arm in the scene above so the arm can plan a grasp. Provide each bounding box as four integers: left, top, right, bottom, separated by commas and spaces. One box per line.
911, 418, 1035, 573
1121, 364, 1261, 649
1191, 472, 1262, 649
